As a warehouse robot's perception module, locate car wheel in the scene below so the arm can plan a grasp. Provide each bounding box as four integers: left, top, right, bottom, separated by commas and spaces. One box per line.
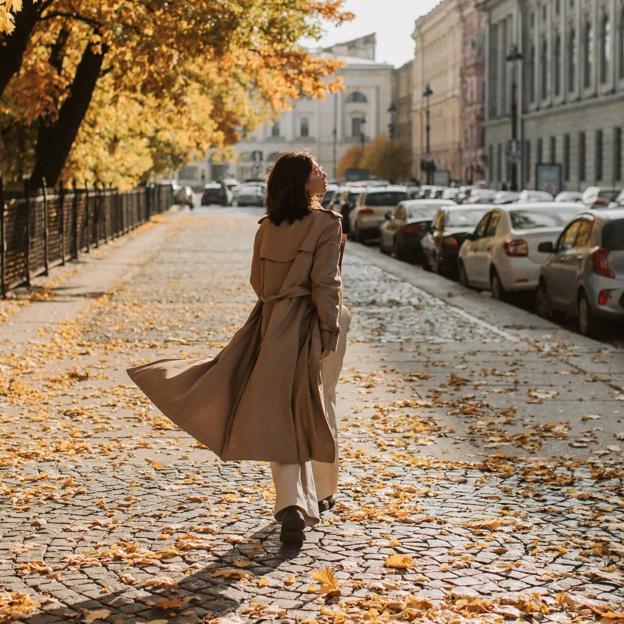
458, 261, 469, 287
535, 280, 554, 319
490, 268, 506, 301
578, 291, 601, 338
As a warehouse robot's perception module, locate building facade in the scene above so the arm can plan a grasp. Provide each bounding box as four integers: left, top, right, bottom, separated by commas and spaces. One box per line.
482, 0, 624, 191
391, 59, 414, 146
411, 0, 486, 183
177, 34, 393, 184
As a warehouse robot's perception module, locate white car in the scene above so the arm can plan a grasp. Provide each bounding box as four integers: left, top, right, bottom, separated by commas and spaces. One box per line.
518, 189, 554, 203
458, 202, 583, 299
581, 186, 621, 209
348, 186, 409, 242
555, 191, 583, 203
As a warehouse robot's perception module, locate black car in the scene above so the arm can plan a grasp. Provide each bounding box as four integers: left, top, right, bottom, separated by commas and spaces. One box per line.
201, 183, 229, 206
379, 200, 456, 262
420, 205, 490, 275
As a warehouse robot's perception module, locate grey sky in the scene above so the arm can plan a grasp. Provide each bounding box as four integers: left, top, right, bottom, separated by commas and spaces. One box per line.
303, 0, 441, 68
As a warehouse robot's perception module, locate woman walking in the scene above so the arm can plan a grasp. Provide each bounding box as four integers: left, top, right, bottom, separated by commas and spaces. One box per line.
127, 151, 350, 545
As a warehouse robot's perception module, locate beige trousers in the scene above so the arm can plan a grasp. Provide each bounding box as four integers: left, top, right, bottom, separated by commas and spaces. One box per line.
271, 304, 351, 526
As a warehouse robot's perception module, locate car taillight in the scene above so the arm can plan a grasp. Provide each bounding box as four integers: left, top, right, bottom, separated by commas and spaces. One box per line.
360, 208, 374, 215
503, 239, 528, 256
404, 224, 421, 234
443, 235, 459, 250
598, 290, 610, 305
591, 247, 615, 278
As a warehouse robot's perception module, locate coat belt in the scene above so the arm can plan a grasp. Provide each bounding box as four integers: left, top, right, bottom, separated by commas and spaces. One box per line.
260, 286, 312, 303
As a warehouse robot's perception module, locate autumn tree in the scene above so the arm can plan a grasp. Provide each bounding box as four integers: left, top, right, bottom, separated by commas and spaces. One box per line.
0, 0, 352, 188
361, 135, 412, 182
336, 144, 365, 179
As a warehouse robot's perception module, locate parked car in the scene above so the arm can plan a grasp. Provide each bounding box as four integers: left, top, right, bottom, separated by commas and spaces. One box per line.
322, 183, 339, 208
201, 182, 231, 206
555, 191, 583, 203
442, 188, 460, 201
421, 204, 491, 275
535, 209, 624, 336
174, 185, 194, 207
613, 189, 624, 208
581, 186, 621, 209
379, 199, 456, 262
235, 182, 266, 207
494, 191, 520, 204
349, 186, 409, 242
517, 189, 554, 203
455, 185, 479, 204
458, 202, 582, 299
336, 187, 367, 234
464, 188, 497, 204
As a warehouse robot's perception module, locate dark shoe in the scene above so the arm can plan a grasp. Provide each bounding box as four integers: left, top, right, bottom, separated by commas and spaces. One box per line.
318, 494, 336, 514
279, 506, 306, 545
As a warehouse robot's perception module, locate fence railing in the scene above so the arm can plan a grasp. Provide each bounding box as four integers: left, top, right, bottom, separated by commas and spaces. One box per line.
0, 180, 174, 297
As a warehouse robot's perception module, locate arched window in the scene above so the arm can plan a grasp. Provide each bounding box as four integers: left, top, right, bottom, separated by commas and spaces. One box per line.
568, 26, 577, 90
541, 36, 548, 96
554, 32, 562, 95
345, 91, 368, 103
528, 44, 536, 102
600, 10, 611, 83
583, 16, 593, 88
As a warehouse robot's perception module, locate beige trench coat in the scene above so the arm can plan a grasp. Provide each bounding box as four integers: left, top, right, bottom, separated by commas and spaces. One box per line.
126, 207, 346, 464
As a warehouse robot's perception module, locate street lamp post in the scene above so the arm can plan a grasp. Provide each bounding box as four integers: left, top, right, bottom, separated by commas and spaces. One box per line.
506, 45, 524, 191
423, 84, 433, 184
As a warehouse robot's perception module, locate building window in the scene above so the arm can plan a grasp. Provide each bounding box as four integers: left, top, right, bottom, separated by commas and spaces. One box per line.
528, 44, 536, 102
620, 10, 624, 79
564, 134, 571, 180
550, 136, 557, 162
578, 131, 586, 181
554, 33, 562, 95
568, 27, 577, 91
583, 16, 593, 88
271, 123, 280, 138
600, 10, 611, 83
615, 127, 622, 181
541, 37, 549, 97
346, 91, 368, 103
595, 130, 603, 181
300, 117, 309, 138
351, 116, 365, 138
537, 137, 544, 163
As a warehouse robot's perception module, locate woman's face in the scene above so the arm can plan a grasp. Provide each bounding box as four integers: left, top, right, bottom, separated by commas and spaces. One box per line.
305, 160, 328, 195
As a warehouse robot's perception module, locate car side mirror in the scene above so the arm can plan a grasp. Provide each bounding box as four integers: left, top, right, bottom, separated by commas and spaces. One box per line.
538, 241, 555, 253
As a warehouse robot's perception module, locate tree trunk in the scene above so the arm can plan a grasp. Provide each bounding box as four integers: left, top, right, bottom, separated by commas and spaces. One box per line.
30, 39, 106, 188
0, 0, 39, 96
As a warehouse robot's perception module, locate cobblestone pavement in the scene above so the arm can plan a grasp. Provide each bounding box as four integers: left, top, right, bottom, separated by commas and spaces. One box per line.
1, 207, 623, 623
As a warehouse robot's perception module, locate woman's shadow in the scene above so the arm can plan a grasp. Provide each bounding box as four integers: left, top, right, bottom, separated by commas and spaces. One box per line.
20, 524, 305, 623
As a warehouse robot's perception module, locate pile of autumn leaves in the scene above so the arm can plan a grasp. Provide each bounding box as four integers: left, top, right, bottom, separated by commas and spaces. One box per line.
0, 0, 350, 190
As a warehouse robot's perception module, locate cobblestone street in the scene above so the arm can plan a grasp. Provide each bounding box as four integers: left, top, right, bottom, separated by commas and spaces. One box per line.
1, 206, 624, 623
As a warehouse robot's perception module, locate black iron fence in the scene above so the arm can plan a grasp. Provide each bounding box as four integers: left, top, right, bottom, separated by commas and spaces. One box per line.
0, 179, 174, 297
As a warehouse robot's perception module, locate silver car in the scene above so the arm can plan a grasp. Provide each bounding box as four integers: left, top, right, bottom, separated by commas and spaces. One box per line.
536, 209, 624, 337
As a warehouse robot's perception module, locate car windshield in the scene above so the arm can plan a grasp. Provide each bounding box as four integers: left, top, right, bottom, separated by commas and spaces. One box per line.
446, 209, 488, 227
599, 190, 620, 201
602, 219, 624, 250
510, 209, 579, 230
406, 205, 441, 220
366, 191, 409, 206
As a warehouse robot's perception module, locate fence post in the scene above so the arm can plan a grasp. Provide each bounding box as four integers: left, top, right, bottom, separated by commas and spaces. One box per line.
102, 183, 108, 245
0, 178, 5, 299
59, 182, 66, 266
71, 179, 79, 260
84, 181, 90, 253
93, 182, 99, 249
42, 177, 49, 276
24, 178, 31, 286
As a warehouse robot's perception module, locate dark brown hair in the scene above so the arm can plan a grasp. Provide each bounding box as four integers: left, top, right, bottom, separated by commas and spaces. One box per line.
264, 151, 318, 225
